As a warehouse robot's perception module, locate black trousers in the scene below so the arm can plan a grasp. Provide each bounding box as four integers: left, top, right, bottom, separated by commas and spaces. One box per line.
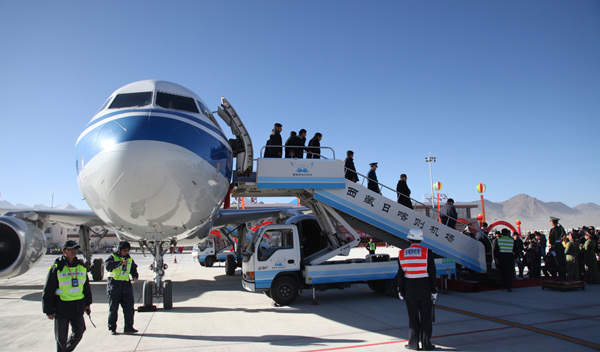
498, 253, 514, 290
108, 288, 135, 331
405, 297, 433, 348
553, 248, 567, 281
54, 314, 85, 352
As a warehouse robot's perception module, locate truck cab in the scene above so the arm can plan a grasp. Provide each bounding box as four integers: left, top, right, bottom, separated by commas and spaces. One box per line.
242, 214, 399, 305
196, 237, 234, 268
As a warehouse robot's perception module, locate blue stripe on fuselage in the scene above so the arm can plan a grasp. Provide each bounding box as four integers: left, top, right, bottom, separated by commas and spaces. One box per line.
86, 108, 224, 137
75, 110, 233, 179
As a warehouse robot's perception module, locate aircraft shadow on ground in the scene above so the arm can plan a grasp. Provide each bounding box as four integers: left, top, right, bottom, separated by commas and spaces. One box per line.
138, 333, 364, 347
17, 268, 404, 342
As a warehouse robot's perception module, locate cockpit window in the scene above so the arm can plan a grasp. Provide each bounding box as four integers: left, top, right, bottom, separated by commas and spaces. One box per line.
156, 92, 199, 113
197, 100, 219, 125
108, 92, 153, 109
97, 97, 112, 112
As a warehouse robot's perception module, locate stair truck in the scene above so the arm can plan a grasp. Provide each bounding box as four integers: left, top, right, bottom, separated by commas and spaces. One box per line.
241, 202, 456, 306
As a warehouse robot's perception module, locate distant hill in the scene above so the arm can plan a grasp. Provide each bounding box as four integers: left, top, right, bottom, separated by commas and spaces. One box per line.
465, 194, 599, 231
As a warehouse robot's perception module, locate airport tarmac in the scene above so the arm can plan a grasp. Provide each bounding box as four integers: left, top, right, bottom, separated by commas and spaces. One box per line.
1, 248, 600, 352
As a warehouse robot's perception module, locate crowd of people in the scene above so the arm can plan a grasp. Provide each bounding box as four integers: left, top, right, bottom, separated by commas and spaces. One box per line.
467, 219, 600, 289
264, 123, 323, 159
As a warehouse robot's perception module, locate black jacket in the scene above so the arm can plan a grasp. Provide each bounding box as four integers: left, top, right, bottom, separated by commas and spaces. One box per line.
284, 135, 303, 158
267, 130, 282, 158
307, 137, 321, 159
344, 157, 357, 182
42, 256, 92, 318
367, 169, 379, 193
396, 180, 413, 209
440, 203, 458, 229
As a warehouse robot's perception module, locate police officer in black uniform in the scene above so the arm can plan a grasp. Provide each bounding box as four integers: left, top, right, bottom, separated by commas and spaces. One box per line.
43, 240, 92, 352
548, 216, 567, 281
105, 241, 139, 335
367, 162, 380, 193
398, 227, 438, 351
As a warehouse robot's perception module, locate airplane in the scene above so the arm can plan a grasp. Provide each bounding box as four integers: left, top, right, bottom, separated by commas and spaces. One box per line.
0, 80, 302, 309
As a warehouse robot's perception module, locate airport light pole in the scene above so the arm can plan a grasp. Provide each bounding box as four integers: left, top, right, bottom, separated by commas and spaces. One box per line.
425, 154, 436, 213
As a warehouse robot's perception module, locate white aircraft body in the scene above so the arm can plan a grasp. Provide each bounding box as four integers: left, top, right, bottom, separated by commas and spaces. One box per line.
0, 80, 297, 308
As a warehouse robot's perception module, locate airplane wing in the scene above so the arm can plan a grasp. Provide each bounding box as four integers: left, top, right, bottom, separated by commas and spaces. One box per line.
2, 208, 105, 227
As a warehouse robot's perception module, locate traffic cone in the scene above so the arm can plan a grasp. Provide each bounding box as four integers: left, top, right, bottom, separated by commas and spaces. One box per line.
174, 256, 177, 263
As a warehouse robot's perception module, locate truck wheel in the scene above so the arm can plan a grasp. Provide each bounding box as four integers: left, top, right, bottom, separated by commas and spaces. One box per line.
367, 280, 387, 293
205, 256, 215, 267
225, 255, 236, 276
91, 258, 104, 281
264, 289, 272, 298
199, 261, 205, 267
143, 281, 154, 307
271, 276, 298, 306
163, 280, 173, 310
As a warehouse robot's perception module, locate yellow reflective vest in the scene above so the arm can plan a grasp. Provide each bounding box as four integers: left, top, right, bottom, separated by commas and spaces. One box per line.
107, 254, 132, 281
51, 263, 87, 301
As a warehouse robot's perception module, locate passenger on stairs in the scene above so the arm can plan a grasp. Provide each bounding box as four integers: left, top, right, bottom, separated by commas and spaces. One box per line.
265, 123, 283, 158
307, 132, 322, 159
439, 198, 457, 229
396, 173, 413, 209
344, 150, 358, 182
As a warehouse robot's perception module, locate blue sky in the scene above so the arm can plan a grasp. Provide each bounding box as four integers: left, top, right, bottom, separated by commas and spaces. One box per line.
1, 1, 599, 209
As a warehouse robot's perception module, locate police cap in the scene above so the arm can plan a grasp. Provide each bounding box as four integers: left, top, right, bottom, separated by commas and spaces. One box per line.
63, 240, 80, 250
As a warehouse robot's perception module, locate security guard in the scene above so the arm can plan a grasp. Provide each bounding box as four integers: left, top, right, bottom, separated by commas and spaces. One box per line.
398, 227, 437, 351
43, 240, 92, 352
494, 228, 515, 291
367, 238, 377, 254
548, 216, 567, 281
105, 241, 139, 335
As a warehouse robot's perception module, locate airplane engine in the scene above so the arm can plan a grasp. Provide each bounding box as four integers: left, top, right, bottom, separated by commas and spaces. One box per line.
0, 216, 46, 279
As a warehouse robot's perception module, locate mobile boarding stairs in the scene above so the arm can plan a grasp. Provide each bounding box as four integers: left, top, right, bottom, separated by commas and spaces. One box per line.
216, 100, 485, 274
229, 150, 486, 274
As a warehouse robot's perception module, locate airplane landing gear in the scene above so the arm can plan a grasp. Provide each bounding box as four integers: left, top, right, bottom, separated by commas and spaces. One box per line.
141, 240, 174, 310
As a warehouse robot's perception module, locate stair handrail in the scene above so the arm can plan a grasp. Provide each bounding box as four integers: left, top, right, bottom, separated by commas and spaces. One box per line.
346, 167, 462, 227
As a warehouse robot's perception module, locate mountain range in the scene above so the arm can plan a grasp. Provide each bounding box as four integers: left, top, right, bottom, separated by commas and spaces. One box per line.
1, 194, 598, 231
463, 194, 599, 231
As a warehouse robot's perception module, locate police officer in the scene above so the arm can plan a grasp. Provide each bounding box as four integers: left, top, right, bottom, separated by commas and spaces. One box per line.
43, 240, 92, 352
367, 237, 376, 255
367, 162, 380, 194
105, 241, 139, 335
548, 216, 567, 281
398, 227, 437, 351
494, 228, 515, 291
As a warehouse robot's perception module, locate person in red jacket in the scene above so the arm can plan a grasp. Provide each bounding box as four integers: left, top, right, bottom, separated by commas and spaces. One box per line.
398, 227, 438, 351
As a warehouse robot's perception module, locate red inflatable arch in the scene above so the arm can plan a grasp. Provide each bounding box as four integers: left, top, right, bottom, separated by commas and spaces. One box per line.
457, 218, 470, 226
486, 221, 517, 234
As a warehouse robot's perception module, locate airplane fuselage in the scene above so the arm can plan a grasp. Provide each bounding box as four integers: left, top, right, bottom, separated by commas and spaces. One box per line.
75, 80, 233, 242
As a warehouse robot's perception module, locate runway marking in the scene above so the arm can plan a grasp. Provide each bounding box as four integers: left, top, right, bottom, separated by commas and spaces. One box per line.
436, 305, 600, 350
300, 306, 600, 352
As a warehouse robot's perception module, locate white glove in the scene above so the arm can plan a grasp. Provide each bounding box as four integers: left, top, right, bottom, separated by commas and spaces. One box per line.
431, 293, 438, 303
398, 292, 404, 300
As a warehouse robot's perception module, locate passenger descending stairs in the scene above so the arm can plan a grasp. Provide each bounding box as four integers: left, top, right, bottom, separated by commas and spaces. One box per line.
232, 157, 487, 273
